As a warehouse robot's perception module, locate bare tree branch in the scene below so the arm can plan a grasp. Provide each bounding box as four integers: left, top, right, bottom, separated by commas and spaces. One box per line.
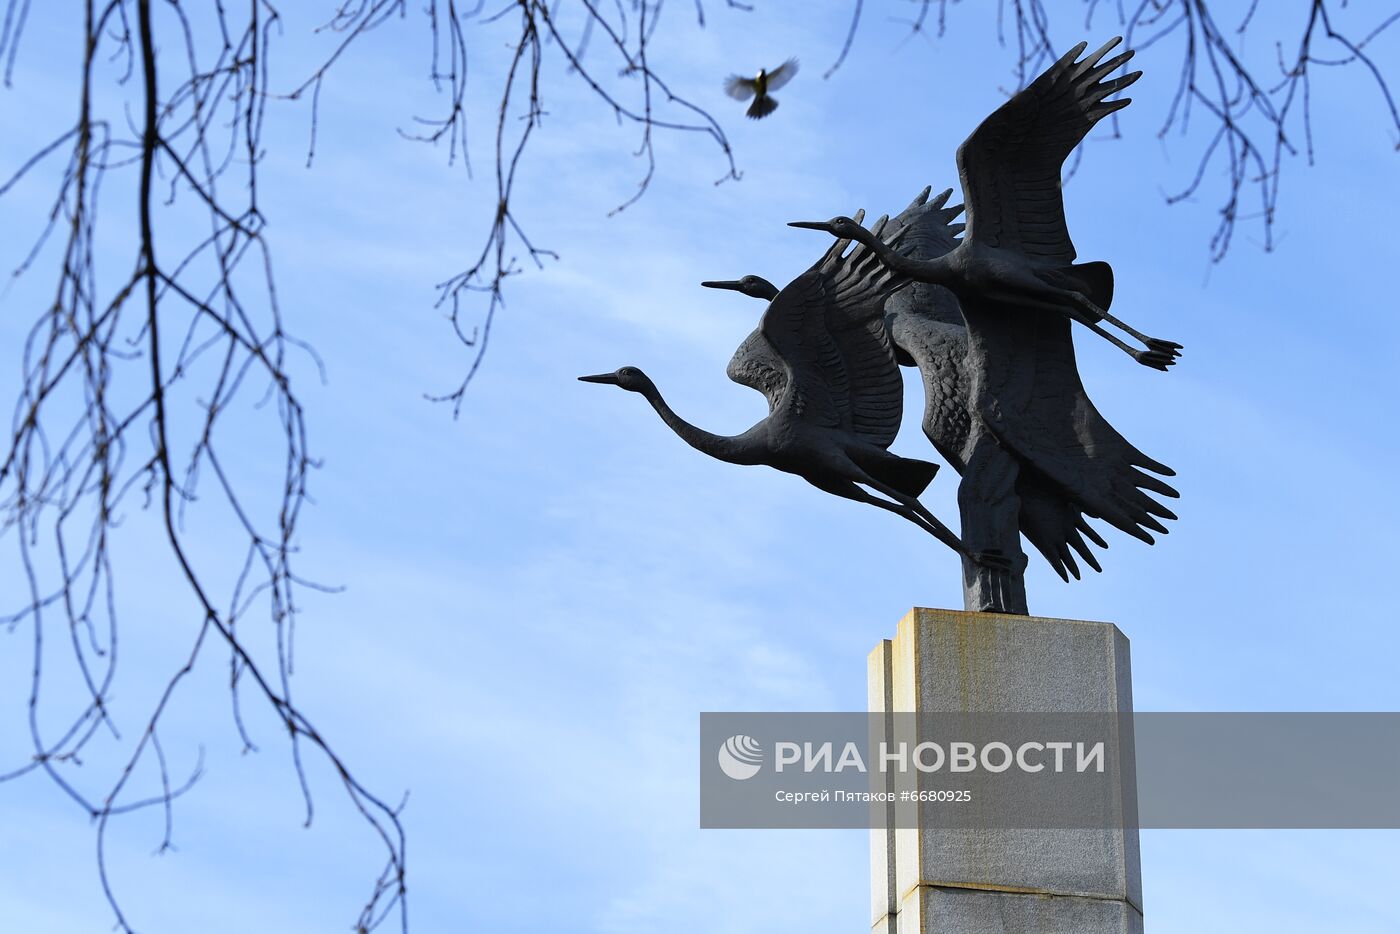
0, 0, 744, 930
0, 1, 407, 930
924, 0, 1400, 261
1, 2, 1395, 931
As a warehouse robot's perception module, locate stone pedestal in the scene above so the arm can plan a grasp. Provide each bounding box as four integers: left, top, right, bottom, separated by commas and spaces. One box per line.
869, 608, 1142, 934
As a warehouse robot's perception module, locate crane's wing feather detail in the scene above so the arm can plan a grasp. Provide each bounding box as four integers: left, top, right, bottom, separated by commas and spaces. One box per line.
724, 75, 756, 100
957, 37, 1141, 264
970, 304, 1178, 545
883, 188, 974, 461
726, 328, 788, 412
760, 209, 909, 446
765, 58, 799, 91
880, 183, 1175, 577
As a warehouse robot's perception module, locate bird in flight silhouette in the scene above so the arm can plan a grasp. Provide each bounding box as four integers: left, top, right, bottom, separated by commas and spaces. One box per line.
725, 58, 799, 119
790, 39, 1181, 370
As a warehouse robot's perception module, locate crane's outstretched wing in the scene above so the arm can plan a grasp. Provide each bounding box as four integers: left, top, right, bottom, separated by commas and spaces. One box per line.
888, 292, 970, 458
724, 75, 756, 100
885, 185, 966, 274
765, 58, 799, 91
760, 211, 908, 446
724, 190, 951, 425
1018, 487, 1109, 581
882, 187, 972, 464
726, 327, 787, 412
882, 186, 1147, 579
726, 207, 877, 417
957, 38, 1140, 264
890, 288, 1123, 580
972, 305, 1178, 545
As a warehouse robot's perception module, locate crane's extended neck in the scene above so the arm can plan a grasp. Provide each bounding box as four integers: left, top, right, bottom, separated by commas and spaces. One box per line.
639, 383, 760, 466
857, 227, 956, 285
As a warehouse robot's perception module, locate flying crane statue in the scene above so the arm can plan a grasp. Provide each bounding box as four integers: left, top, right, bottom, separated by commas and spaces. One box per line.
717, 185, 1177, 613
781, 38, 1179, 613
583, 38, 1178, 615
580, 208, 1010, 574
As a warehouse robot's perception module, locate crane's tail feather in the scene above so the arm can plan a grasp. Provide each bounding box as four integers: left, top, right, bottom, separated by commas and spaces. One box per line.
1062, 261, 1115, 311
854, 450, 939, 499
746, 95, 778, 119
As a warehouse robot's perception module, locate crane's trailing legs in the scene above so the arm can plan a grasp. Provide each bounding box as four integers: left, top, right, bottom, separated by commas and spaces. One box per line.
1026, 270, 1184, 371
793, 215, 1185, 372
806, 471, 1014, 576
1053, 300, 1182, 371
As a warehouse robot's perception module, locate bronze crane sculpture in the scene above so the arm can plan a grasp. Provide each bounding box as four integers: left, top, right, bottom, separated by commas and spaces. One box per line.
789, 39, 1179, 612
580, 212, 1007, 575
790, 38, 1181, 371
715, 188, 1177, 613
724, 58, 799, 119
880, 190, 1140, 588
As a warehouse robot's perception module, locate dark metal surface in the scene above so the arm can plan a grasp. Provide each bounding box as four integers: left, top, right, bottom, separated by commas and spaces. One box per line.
584, 38, 1178, 615
581, 209, 1009, 573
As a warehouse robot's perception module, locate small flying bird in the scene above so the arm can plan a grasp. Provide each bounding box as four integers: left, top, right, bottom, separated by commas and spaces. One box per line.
725, 58, 799, 119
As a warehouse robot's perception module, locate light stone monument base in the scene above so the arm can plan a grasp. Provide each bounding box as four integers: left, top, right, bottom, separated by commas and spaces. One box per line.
869, 608, 1143, 934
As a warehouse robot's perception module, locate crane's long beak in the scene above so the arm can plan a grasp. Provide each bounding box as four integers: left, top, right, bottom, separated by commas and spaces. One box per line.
786, 220, 828, 231
578, 372, 620, 385
700, 279, 744, 291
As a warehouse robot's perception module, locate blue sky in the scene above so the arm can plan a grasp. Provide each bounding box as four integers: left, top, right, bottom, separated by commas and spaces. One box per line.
1, 2, 1398, 932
